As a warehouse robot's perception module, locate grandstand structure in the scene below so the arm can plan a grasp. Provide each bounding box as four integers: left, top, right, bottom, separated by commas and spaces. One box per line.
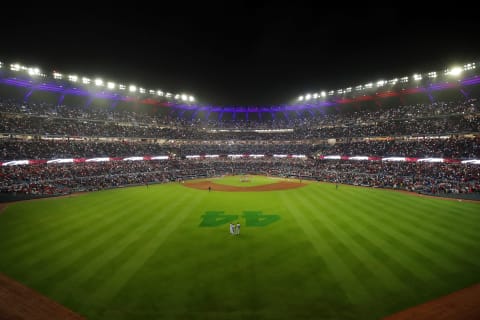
1, 59, 479, 200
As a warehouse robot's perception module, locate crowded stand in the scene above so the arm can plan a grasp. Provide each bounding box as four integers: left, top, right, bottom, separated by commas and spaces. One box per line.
1, 63, 480, 200
1, 99, 479, 140
1, 159, 479, 200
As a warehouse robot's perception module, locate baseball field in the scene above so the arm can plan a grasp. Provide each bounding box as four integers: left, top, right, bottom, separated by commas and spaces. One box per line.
0, 175, 479, 319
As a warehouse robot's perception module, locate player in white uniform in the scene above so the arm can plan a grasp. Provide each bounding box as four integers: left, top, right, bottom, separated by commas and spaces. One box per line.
236, 222, 241, 236
230, 223, 235, 235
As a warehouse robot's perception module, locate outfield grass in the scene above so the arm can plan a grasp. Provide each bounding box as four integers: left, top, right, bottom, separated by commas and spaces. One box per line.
0, 178, 479, 319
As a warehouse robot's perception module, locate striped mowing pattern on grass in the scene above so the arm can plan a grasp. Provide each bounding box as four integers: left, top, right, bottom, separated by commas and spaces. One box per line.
0, 179, 479, 320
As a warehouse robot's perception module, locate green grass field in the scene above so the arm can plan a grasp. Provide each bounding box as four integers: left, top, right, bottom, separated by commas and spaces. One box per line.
211, 175, 279, 187
0, 176, 479, 320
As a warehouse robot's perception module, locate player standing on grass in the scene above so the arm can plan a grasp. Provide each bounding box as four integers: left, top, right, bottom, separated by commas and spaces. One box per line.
236, 222, 241, 236
230, 223, 235, 235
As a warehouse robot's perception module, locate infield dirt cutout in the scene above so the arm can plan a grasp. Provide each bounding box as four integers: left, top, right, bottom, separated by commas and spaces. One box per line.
184, 180, 305, 192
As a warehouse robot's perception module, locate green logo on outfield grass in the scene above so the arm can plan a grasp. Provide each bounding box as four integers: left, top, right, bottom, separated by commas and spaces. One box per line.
200, 211, 238, 227
200, 211, 280, 227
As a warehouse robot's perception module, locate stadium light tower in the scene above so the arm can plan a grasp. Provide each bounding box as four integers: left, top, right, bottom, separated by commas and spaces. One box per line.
298, 95, 304, 101
129, 85, 137, 92
94, 78, 104, 86
107, 82, 115, 90
68, 75, 78, 82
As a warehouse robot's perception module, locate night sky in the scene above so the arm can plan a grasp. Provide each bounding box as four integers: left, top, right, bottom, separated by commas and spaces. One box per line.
2, 4, 479, 106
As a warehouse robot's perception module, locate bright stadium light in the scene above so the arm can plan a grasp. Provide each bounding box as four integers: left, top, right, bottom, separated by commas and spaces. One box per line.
68, 75, 78, 82
305, 94, 312, 100
189, 96, 195, 102
376, 80, 385, 87
321, 91, 326, 97
328, 90, 334, 96
53, 72, 63, 79
400, 76, 409, 83
157, 90, 164, 96
165, 92, 172, 98
10, 64, 20, 71
139, 88, 146, 93
449, 67, 462, 76
119, 84, 126, 90
28, 67, 40, 76
464, 63, 476, 70
181, 94, 188, 101
82, 77, 91, 84
365, 83, 373, 89
298, 95, 304, 101
413, 74, 422, 81
0, 61, 3, 68
388, 78, 398, 85
174, 94, 180, 99
107, 82, 115, 89
94, 78, 104, 86
313, 93, 318, 99
355, 85, 362, 91
428, 71, 437, 78
129, 85, 137, 92
337, 89, 343, 94
345, 87, 352, 93
149, 89, 155, 94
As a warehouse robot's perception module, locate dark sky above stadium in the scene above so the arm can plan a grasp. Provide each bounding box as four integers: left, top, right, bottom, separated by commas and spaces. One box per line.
2, 4, 479, 106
